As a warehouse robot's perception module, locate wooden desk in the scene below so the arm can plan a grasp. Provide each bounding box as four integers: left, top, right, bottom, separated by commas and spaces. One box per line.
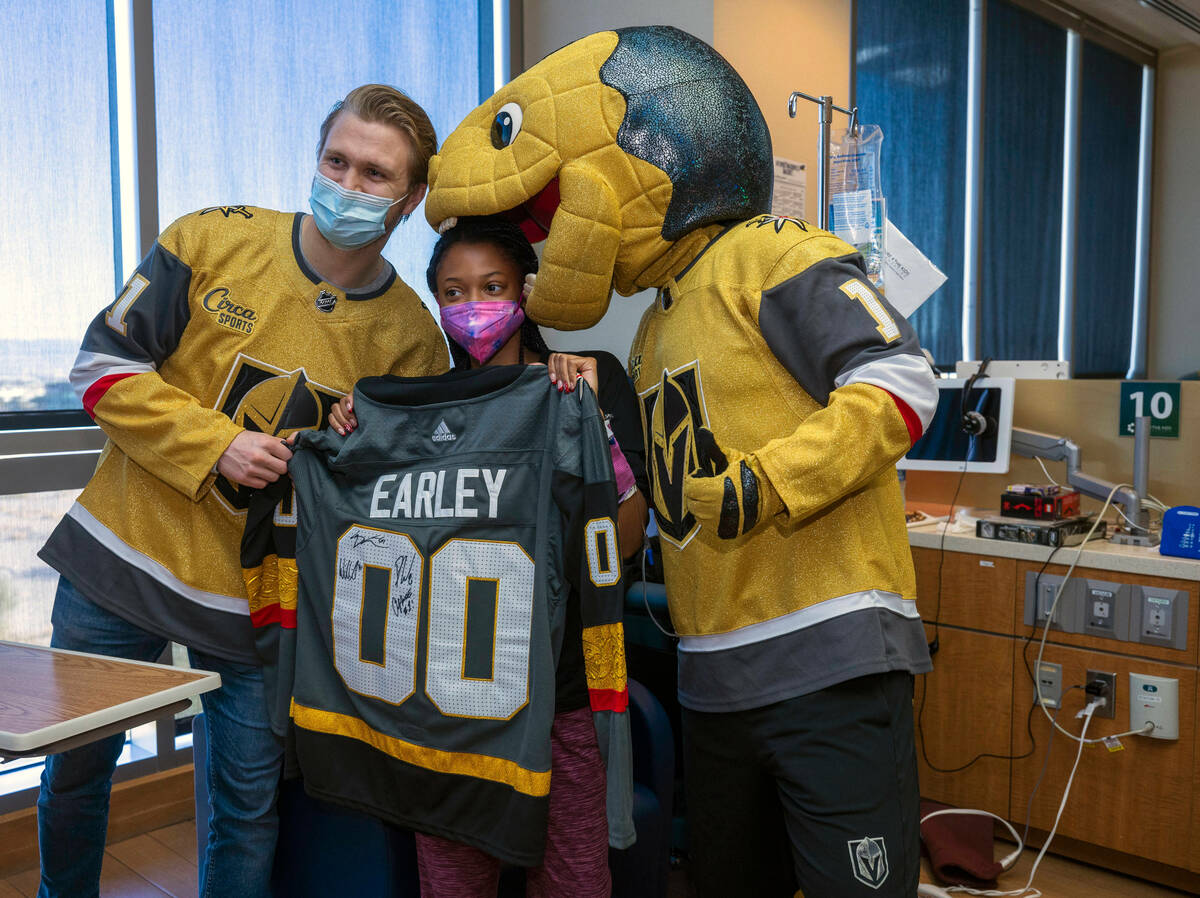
0, 640, 220, 759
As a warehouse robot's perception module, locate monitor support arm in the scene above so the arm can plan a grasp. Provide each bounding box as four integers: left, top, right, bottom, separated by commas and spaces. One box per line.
1011, 420, 1157, 545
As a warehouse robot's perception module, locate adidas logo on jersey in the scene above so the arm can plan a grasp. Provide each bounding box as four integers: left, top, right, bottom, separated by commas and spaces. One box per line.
432, 420, 457, 442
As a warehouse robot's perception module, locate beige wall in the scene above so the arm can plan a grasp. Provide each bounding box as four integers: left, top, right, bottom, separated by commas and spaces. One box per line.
522, 0, 713, 69
1149, 45, 1200, 381
714, 0, 853, 225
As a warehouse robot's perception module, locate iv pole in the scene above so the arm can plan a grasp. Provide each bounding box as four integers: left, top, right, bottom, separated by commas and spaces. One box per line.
787, 91, 859, 231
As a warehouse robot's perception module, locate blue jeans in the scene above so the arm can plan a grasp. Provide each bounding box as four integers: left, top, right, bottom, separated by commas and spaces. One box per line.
37, 576, 283, 898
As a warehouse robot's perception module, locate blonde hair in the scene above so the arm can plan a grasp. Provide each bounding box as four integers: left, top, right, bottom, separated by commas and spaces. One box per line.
318, 84, 438, 185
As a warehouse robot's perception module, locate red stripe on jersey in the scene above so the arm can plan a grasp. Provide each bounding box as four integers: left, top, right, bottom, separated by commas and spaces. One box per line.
588, 688, 628, 713
82, 372, 138, 418
885, 389, 923, 445
250, 605, 297, 629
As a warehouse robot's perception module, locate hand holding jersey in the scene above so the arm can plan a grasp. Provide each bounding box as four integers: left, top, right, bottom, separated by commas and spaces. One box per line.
544, 352, 599, 396
217, 430, 294, 489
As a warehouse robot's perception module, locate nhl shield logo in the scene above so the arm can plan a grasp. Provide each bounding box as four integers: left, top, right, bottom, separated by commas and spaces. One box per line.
315, 289, 338, 312
847, 836, 889, 889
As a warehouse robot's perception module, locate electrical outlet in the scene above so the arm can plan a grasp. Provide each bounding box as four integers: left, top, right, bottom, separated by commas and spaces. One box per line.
1027, 573, 1068, 628
1086, 670, 1117, 719
1129, 673, 1180, 740
1037, 579, 1062, 624
1035, 661, 1062, 708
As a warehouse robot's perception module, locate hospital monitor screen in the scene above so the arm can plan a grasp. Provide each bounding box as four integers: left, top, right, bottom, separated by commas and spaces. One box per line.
896, 376, 1015, 474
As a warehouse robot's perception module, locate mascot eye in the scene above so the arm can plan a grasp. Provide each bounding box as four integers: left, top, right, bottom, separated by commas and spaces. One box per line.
490, 102, 524, 149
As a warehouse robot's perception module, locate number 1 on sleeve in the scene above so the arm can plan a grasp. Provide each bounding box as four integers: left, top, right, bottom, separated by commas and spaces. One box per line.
106, 274, 150, 336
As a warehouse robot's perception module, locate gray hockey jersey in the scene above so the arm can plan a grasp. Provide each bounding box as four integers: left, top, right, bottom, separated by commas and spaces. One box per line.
243, 364, 634, 865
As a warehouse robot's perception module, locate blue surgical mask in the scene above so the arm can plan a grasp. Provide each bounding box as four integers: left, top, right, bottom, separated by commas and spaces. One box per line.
309, 172, 408, 250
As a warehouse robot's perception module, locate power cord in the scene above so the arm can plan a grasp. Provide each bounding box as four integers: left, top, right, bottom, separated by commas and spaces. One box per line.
1019, 548, 1063, 693
918, 548, 1055, 773
1019, 685, 1082, 847
925, 460, 968, 658
920, 417, 1154, 894
917, 677, 1038, 773
920, 696, 1104, 897
637, 527, 677, 640
1031, 482, 1156, 743
917, 357, 1045, 772
928, 356, 992, 658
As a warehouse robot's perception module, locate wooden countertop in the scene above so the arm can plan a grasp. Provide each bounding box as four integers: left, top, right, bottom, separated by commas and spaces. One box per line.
908, 520, 1200, 581
0, 640, 221, 758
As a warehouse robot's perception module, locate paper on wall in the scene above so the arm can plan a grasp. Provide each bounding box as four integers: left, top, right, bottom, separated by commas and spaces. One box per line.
771, 157, 806, 220
882, 218, 946, 318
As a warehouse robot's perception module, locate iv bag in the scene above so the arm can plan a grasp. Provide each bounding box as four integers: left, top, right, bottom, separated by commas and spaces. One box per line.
828, 124, 885, 288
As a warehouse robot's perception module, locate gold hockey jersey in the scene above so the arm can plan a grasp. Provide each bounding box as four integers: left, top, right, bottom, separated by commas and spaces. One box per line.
39, 207, 448, 663
630, 216, 938, 712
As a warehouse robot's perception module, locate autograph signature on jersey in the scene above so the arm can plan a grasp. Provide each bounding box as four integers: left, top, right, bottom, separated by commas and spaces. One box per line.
392, 555, 418, 615
391, 589, 416, 617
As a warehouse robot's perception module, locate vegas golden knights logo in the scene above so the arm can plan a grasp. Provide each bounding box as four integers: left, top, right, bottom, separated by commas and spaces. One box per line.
213, 355, 341, 513
638, 362, 710, 548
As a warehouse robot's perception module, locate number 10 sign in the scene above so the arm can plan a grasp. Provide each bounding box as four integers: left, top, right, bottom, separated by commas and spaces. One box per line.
1119, 382, 1180, 438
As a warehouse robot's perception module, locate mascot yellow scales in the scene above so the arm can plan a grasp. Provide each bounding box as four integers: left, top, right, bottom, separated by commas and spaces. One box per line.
428, 26, 940, 894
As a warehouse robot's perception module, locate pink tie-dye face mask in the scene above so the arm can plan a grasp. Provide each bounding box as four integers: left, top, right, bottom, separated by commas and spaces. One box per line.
440, 300, 526, 364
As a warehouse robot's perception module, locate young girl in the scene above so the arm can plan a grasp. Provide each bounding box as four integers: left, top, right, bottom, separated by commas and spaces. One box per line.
330, 216, 647, 898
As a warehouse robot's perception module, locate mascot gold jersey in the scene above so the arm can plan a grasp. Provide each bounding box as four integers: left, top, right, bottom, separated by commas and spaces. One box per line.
425, 26, 939, 711
39, 207, 447, 664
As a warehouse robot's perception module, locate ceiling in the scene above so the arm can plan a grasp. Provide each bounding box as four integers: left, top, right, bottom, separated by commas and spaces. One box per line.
1068, 0, 1200, 50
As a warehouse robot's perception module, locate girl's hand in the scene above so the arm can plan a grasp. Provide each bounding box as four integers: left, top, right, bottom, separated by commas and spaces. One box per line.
329, 393, 357, 436
546, 353, 599, 396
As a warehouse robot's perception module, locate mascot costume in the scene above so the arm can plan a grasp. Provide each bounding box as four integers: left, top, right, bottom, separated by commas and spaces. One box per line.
426, 26, 938, 898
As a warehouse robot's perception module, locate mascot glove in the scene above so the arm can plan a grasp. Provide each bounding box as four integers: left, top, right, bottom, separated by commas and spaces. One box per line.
683, 428, 784, 540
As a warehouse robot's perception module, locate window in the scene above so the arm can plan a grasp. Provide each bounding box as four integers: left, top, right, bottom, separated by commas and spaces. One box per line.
0, 1, 114, 415
1075, 40, 1142, 376
855, 0, 1153, 375
979, 1, 1065, 363
152, 0, 488, 304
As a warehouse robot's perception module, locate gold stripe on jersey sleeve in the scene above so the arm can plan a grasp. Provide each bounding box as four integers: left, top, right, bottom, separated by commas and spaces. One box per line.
582, 622, 627, 692
290, 701, 551, 797
244, 554, 298, 615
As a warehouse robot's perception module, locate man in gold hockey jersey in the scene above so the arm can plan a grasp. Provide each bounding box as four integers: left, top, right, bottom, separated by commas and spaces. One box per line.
35, 84, 449, 898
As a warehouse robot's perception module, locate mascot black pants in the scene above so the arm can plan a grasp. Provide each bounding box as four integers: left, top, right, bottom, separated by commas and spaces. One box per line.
682, 670, 920, 898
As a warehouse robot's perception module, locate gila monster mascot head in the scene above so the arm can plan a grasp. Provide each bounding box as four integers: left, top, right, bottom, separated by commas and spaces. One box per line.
424, 26, 773, 330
